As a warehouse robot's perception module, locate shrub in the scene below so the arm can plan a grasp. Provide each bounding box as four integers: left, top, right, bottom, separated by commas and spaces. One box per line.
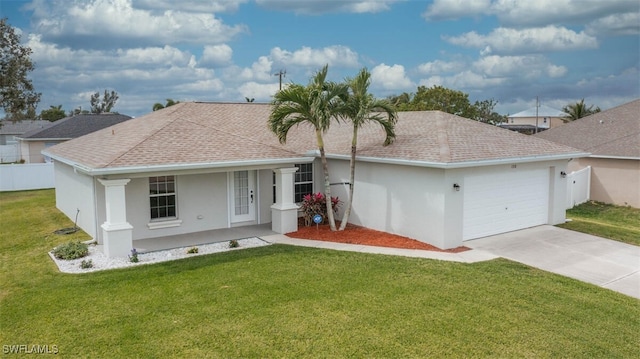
53, 241, 89, 260
300, 192, 341, 226
187, 247, 199, 254
229, 240, 239, 248
80, 259, 93, 269
129, 248, 139, 263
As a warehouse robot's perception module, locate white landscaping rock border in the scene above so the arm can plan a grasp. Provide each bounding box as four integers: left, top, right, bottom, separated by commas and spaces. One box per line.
49, 237, 271, 274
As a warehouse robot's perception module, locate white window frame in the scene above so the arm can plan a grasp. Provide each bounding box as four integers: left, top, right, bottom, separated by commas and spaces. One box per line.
272, 163, 314, 204
149, 175, 178, 221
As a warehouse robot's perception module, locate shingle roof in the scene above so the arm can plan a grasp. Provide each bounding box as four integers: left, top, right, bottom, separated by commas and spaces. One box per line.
535, 99, 640, 158
0, 120, 53, 135
18, 113, 133, 140
509, 105, 567, 118
45, 102, 585, 171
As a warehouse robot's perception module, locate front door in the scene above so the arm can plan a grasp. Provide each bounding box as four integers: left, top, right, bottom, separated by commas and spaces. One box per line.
230, 170, 256, 223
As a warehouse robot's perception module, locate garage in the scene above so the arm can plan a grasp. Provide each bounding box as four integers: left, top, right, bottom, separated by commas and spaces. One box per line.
463, 168, 550, 240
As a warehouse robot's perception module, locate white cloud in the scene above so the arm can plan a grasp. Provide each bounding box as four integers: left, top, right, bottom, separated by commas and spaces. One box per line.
370, 64, 414, 90
237, 82, 280, 101
417, 60, 466, 75
446, 26, 598, 54
201, 44, 234, 67
33, 0, 247, 48
473, 55, 567, 78
586, 12, 640, 36
237, 56, 274, 82
423, 0, 491, 21
491, 0, 638, 27
135, 0, 247, 13
255, 0, 399, 14
270, 46, 360, 68
424, 0, 639, 28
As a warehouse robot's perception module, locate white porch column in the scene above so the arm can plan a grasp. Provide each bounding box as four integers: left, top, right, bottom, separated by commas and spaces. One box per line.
271, 168, 299, 234
98, 178, 133, 258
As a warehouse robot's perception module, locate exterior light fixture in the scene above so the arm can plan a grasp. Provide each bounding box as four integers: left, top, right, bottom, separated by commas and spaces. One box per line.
453, 183, 461, 191
560, 171, 567, 178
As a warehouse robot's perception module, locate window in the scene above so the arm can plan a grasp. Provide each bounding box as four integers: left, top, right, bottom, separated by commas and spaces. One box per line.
149, 176, 176, 220
272, 163, 314, 203
294, 163, 314, 203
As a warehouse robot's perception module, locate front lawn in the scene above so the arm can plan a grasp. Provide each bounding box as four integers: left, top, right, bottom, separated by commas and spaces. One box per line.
1, 190, 639, 357
558, 201, 640, 246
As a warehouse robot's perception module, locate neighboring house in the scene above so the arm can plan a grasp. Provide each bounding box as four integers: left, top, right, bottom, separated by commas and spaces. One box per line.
44, 102, 586, 257
536, 99, 640, 208
0, 120, 53, 163
501, 104, 567, 134
16, 113, 133, 163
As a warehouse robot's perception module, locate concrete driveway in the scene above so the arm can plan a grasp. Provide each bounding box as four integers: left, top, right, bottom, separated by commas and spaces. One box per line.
466, 225, 640, 299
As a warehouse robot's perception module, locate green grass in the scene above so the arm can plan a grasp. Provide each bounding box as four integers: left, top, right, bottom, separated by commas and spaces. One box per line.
1, 190, 639, 358
557, 201, 640, 246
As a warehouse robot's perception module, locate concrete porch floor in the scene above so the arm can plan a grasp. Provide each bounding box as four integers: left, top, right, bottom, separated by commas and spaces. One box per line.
133, 223, 277, 252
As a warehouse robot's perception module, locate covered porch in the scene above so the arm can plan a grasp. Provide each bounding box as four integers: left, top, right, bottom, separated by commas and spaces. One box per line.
132, 223, 277, 252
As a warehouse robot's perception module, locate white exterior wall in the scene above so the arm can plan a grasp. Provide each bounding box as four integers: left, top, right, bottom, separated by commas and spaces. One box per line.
329, 158, 569, 249
329, 159, 450, 247
54, 162, 98, 239
124, 173, 229, 240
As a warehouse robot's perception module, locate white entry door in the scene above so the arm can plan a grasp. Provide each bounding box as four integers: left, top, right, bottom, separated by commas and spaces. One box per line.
230, 170, 256, 223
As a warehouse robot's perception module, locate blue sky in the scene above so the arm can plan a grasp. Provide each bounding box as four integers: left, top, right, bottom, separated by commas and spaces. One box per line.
1, 0, 638, 118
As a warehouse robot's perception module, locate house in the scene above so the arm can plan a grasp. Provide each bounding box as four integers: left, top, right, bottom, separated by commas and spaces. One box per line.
16, 113, 132, 163
43, 102, 587, 257
535, 99, 640, 208
0, 119, 53, 163
500, 104, 567, 134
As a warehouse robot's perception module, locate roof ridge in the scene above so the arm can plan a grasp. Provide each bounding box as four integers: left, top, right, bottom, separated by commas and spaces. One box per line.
103, 103, 187, 167
436, 115, 451, 162
182, 116, 302, 157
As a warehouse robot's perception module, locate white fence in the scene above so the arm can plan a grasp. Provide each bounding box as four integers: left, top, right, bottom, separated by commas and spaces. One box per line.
0, 163, 55, 191
0, 144, 19, 163
566, 166, 591, 209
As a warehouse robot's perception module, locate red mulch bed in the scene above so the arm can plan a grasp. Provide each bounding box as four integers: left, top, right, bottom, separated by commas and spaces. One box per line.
287, 222, 469, 253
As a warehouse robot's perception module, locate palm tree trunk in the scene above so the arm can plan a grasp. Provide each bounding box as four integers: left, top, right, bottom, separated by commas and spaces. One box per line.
316, 129, 337, 231
339, 125, 357, 231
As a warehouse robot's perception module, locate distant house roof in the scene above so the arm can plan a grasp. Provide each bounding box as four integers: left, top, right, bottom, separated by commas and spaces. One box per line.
0, 120, 54, 135
509, 105, 567, 118
45, 102, 586, 175
17, 113, 133, 141
535, 99, 640, 159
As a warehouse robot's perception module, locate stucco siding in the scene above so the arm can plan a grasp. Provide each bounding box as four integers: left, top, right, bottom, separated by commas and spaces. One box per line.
54, 162, 97, 239
329, 159, 449, 248
258, 169, 274, 224
571, 157, 640, 208
328, 159, 568, 249
126, 173, 229, 240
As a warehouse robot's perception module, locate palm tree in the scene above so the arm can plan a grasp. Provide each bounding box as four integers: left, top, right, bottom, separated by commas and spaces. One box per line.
562, 98, 601, 121
269, 65, 347, 231
338, 68, 398, 230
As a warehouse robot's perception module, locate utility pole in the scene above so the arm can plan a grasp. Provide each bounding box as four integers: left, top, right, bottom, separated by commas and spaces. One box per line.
274, 69, 286, 90
535, 96, 539, 134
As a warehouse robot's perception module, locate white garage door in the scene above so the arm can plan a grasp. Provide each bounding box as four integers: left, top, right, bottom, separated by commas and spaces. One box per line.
463, 168, 549, 240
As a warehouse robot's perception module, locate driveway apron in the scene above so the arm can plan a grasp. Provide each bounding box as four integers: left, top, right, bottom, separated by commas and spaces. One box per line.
465, 225, 640, 299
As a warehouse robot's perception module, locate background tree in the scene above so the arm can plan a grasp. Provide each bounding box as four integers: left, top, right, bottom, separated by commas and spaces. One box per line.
472, 99, 507, 124
152, 98, 179, 111
338, 68, 397, 230
0, 18, 41, 121
40, 105, 66, 122
269, 65, 347, 231
90, 90, 119, 114
562, 99, 601, 121
389, 86, 506, 124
